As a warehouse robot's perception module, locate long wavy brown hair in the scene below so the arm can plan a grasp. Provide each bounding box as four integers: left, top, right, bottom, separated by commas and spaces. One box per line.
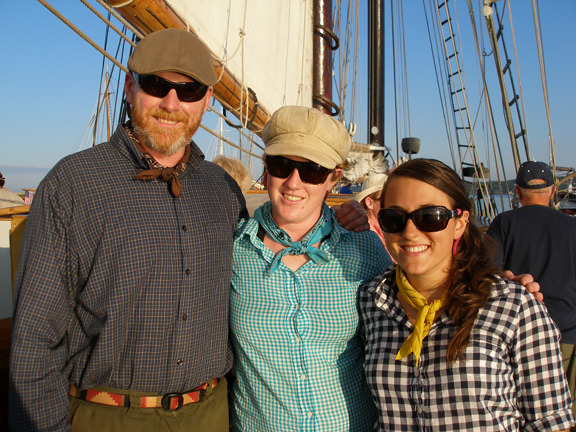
381, 158, 499, 362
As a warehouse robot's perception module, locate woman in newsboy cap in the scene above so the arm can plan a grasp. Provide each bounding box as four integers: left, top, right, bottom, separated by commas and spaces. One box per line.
228, 105, 393, 431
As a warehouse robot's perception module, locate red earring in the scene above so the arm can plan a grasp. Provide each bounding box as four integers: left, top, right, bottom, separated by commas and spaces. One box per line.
452, 238, 461, 256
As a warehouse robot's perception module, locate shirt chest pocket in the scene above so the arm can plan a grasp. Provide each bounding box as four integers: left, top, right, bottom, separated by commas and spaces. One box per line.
185, 221, 234, 279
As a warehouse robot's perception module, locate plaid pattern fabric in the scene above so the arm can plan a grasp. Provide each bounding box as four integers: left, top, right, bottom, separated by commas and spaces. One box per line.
359, 268, 576, 431
230, 213, 393, 432
10, 125, 247, 431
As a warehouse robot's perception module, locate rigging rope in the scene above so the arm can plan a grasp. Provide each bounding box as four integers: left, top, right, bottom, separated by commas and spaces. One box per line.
83, 0, 141, 43
399, 1, 411, 136
95, 0, 143, 39
531, 0, 557, 178
505, 0, 531, 162
424, 0, 499, 220
36, 0, 128, 73
390, 0, 400, 161
465, 0, 510, 213
422, 0, 458, 169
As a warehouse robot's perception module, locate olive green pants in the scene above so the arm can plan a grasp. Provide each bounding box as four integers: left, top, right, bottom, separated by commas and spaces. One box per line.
69, 377, 228, 432
562, 343, 576, 417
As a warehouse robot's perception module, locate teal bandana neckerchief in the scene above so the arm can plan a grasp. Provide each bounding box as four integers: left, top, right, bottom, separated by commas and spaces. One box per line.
254, 201, 332, 274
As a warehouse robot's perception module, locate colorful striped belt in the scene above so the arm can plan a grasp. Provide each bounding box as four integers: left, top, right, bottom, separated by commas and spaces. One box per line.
69, 378, 218, 410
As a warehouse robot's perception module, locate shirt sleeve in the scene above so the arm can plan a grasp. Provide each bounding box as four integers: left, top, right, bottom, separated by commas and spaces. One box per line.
512, 286, 575, 431
10, 178, 76, 432
368, 231, 394, 272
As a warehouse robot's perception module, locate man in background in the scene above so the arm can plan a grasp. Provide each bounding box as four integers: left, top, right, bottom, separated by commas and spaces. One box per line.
355, 173, 388, 246
487, 160, 576, 416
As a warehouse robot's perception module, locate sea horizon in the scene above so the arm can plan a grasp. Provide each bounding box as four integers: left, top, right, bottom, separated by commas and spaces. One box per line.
0, 165, 51, 194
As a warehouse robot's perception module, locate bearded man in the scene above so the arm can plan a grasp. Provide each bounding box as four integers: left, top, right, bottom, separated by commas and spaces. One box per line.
9, 29, 246, 432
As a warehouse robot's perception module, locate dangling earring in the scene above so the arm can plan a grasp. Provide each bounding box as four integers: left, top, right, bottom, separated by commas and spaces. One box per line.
452, 238, 461, 256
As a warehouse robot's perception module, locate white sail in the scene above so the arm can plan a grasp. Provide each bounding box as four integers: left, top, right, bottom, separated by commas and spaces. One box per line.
167, 0, 314, 113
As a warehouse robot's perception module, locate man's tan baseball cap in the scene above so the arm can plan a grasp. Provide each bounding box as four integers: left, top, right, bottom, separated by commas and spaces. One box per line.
127, 28, 218, 86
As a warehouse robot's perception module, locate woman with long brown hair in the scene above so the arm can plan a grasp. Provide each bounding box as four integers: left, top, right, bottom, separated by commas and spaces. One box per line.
359, 158, 574, 431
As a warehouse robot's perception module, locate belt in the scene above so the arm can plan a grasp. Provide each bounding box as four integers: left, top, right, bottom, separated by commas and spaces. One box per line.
69, 378, 218, 410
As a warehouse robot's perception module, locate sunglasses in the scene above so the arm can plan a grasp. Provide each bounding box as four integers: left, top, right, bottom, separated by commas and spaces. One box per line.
378, 206, 463, 233
265, 155, 333, 185
134, 73, 209, 102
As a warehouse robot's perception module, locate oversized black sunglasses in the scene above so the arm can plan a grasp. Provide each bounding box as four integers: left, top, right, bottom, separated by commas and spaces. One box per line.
134, 73, 209, 102
265, 155, 333, 185
378, 206, 463, 233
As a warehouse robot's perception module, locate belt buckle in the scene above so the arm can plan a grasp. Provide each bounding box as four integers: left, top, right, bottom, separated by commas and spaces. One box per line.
161, 393, 184, 410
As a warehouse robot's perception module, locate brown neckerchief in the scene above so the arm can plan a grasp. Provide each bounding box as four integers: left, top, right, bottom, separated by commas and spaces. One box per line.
127, 127, 190, 197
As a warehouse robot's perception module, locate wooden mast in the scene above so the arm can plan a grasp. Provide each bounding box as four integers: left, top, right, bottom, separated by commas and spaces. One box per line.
312, 0, 339, 116
103, 0, 270, 136
368, 0, 385, 150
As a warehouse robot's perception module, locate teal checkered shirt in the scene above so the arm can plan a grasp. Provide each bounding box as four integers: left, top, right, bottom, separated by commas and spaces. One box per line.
230, 207, 393, 431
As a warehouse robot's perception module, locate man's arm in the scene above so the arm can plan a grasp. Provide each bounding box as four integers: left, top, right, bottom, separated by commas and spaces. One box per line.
333, 200, 370, 232
513, 287, 573, 429
502, 270, 543, 303
10, 181, 75, 432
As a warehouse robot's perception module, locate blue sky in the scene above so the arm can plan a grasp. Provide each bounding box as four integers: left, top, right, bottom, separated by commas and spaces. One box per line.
1, 0, 575, 193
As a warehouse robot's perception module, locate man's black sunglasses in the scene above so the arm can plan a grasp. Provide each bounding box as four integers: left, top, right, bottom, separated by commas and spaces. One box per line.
378, 206, 463, 233
134, 73, 209, 103
265, 155, 333, 185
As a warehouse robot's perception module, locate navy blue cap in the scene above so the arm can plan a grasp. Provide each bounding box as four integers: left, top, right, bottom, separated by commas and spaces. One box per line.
516, 161, 554, 189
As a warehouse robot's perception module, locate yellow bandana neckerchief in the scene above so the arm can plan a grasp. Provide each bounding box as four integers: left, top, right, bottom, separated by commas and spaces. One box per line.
395, 266, 446, 365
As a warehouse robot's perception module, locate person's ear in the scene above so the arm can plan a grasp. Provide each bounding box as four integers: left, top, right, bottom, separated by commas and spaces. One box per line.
365, 196, 375, 211
515, 185, 523, 201
124, 72, 135, 104
453, 210, 470, 240
202, 86, 213, 112
329, 169, 342, 189
549, 185, 557, 201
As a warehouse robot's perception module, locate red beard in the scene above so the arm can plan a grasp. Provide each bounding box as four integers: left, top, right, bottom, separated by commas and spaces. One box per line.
131, 105, 203, 156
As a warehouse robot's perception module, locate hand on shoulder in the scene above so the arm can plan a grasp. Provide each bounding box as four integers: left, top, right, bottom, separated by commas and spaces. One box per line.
502, 270, 543, 303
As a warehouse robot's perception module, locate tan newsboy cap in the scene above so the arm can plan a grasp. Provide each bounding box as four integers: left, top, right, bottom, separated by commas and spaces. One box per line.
262, 106, 351, 169
127, 28, 218, 86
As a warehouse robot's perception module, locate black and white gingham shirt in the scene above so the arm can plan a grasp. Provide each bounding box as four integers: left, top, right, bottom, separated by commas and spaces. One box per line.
10, 125, 247, 431
359, 268, 575, 431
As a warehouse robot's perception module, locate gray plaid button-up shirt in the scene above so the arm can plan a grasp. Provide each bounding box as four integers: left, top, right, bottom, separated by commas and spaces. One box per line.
10, 124, 247, 431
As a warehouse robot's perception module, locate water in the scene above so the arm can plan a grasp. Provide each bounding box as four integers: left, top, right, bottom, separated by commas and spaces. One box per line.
0, 166, 50, 194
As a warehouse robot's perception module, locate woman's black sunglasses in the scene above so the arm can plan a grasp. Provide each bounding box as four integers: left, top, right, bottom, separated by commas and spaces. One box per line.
378, 206, 463, 233
134, 73, 209, 103
265, 155, 333, 185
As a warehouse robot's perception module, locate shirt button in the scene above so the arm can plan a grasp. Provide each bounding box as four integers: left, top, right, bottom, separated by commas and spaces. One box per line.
185, 268, 190, 275
182, 314, 188, 321
182, 225, 187, 231
295, 336, 301, 343
416, 407, 423, 415
414, 368, 420, 377
176, 359, 183, 366
307, 411, 313, 418
300, 374, 306, 380
295, 304, 300, 310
